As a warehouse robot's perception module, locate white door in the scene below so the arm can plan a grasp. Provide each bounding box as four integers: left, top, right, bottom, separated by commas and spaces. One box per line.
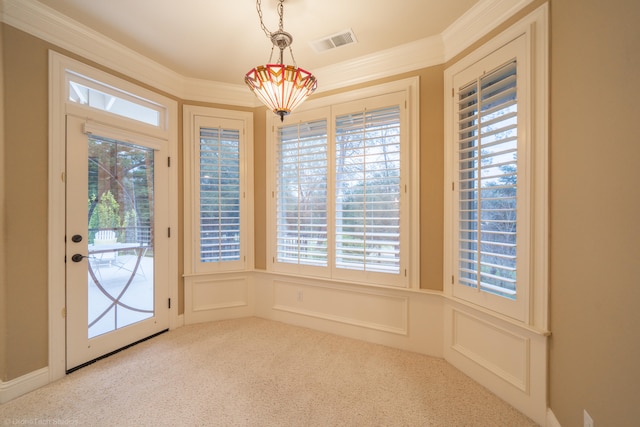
65, 115, 169, 371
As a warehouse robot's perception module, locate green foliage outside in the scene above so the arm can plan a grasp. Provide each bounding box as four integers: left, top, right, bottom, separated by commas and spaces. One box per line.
88, 190, 138, 243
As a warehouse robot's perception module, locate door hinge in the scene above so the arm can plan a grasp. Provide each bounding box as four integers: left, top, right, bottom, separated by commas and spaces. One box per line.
451, 275, 455, 285
168, 298, 171, 309
168, 227, 171, 238
167, 157, 171, 167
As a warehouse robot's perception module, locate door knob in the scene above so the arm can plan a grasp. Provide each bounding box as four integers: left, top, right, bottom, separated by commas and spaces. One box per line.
71, 234, 83, 243
71, 254, 88, 262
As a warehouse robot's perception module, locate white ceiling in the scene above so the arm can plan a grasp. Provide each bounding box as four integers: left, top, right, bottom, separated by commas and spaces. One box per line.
35, 0, 479, 85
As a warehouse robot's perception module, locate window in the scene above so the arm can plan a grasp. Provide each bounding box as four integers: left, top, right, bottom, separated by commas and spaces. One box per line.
445, 27, 548, 324
335, 106, 401, 275
183, 107, 253, 273
67, 71, 165, 128
268, 82, 418, 288
457, 60, 518, 299
199, 126, 241, 263
276, 119, 328, 268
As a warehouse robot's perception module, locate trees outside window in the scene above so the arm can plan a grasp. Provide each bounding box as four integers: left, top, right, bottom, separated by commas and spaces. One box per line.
269, 88, 415, 288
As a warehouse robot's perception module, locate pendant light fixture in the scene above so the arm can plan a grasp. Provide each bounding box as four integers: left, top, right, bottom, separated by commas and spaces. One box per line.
245, 0, 317, 121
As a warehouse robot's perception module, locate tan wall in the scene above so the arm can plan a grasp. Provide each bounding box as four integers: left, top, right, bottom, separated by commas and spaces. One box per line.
253, 106, 267, 270
549, 0, 640, 425
0, 22, 7, 382
3, 24, 50, 380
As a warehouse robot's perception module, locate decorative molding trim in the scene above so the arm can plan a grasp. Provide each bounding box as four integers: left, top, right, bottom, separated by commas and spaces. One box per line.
443, 301, 548, 425
547, 408, 562, 427
190, 277, 249, 312
451, 308, 530, 392
1, 0, 534, 101
182, 77, 256, 106
312, 35, 444, 93
175, 314, 185, 329
442, 0, 534, 62
272, 280, 409, 335
0, 367, 49, 404
1, 0, 181, 98
0, 0, 253, 106
183, 274, 254, 325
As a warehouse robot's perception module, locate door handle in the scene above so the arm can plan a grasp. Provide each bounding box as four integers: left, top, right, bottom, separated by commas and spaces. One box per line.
71, 254, 89, 262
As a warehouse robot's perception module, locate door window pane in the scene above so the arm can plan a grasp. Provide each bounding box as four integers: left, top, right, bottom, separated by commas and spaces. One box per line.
87, 136, 154, 338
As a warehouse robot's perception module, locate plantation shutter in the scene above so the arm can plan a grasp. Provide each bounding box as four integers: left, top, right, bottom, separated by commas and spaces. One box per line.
199, 127, 241, 263
335, 106, 401, 274
457, 60, 518, 298
276, 119, 328, 266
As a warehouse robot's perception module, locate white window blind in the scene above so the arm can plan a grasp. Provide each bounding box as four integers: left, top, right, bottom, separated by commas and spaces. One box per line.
199, 127, 241, 263
457, 60, 518, 298
276, 119, 328, 266
335, 106, 401, 274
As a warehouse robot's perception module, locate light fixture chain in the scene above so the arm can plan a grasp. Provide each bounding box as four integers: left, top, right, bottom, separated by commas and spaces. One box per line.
277, 0, 284, 32
255, 0, 272, 38
256, 0, 286, 39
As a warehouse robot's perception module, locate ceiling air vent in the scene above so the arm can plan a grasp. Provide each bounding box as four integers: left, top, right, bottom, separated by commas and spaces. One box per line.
310, 29, 358, 53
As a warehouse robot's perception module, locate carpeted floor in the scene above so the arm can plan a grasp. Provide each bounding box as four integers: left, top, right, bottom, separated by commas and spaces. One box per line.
0, 317, 538, 426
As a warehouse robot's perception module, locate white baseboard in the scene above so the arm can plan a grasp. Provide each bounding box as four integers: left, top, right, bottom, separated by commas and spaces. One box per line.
174, 314, 184, 329
0, 367, 49, 404
547, 408, 562, 427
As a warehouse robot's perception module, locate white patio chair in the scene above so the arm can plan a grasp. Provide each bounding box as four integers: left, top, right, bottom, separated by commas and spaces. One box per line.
94, 230, 118, 266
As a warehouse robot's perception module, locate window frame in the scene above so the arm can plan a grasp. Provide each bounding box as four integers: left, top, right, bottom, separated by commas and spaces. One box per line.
452, 36, 529, 321
266, 78, 420, 289
183, 106, 254, 274
444, 8, 549, 328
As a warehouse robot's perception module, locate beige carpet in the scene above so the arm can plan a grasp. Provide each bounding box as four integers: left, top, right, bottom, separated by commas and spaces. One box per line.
0, 317, 538, 426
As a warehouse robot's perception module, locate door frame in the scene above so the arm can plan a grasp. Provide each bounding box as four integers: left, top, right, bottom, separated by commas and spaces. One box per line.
48, 51, 181, 382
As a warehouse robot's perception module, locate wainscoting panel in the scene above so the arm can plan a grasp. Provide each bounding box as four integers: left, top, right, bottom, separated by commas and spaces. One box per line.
451, 309, 530, 392
444, 302, 548, 425
184, 274, 253, 324
252, 272, 444, 357
272, 280, 409, 335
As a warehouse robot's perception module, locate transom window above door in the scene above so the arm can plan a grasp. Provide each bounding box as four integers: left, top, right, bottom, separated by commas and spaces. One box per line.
65, 70, 167, 133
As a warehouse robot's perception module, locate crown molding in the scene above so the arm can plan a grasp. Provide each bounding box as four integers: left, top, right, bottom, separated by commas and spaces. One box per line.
182, 77, 257, 106
1, 0, 182, 100
442, 0, 534, 62
0, 0, 257, 106
313, 35, 444, 93
1, 0, 533, 103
